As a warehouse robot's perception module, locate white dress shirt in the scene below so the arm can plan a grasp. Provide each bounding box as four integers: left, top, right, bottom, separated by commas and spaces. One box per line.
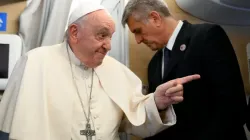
162, 20, 184, 79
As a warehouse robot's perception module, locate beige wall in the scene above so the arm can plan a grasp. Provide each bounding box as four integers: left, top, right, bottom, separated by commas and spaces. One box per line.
129, 1, 250, 139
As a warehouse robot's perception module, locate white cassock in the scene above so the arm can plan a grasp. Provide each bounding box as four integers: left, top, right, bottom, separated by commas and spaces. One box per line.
0, 41, 176, 140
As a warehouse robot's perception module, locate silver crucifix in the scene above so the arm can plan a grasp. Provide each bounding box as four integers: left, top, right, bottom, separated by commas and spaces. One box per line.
80, 123, 96, 140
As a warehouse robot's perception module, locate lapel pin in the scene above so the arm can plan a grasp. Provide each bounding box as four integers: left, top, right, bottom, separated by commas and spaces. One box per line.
180, 44, 186, 51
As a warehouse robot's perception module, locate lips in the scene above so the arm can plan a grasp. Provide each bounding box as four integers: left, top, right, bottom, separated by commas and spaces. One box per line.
144, 42, 153, 46
98, 51, 106, 55
96, 51, 107, 59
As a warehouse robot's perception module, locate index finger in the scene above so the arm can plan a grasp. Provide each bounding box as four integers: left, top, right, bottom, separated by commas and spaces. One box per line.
157, 74, 200, 92
176, 74, 200, 84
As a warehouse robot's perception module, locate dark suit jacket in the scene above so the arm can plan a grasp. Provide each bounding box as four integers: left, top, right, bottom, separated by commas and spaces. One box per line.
145, 21, 248, 140
246, 96, 250, 131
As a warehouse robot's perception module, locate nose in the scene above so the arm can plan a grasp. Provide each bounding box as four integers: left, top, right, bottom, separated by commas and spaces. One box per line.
135, 34, 143, 44
103, 38, 111, 51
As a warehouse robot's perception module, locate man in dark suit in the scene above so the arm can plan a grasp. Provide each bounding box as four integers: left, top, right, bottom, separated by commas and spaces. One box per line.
122, 0, 248, 140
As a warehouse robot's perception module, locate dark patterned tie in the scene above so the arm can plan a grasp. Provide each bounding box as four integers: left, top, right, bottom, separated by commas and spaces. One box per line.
163, 48, 170, 78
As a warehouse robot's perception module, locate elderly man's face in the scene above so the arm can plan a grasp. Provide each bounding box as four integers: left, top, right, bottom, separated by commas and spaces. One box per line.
127, 14, 165, 51
72, 10, 115, 68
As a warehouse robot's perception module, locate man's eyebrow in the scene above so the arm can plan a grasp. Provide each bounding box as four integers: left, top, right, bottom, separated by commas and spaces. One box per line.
98, 27, 110, 33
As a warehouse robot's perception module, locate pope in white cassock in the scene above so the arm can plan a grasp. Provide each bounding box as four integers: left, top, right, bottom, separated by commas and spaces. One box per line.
0, 1, 200, 140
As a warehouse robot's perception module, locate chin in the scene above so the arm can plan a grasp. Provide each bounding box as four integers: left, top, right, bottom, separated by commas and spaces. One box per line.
148, 45, 159, 51
87, 60, 103, 68
150, 47, 159, 51
94, 60, 103, 68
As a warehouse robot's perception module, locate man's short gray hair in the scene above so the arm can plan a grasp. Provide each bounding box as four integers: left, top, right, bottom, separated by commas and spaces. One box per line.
121, 0, 171, 27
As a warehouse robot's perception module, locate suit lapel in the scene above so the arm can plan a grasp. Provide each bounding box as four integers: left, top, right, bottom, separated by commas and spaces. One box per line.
163, 21, 192, 80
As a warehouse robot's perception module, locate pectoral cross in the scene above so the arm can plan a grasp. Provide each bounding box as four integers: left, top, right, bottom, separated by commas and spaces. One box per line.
80, 123, 96, 140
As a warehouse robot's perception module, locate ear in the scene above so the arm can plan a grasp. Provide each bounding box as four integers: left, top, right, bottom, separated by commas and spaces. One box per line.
69, 24, 79, 43
148, 11, 162, 27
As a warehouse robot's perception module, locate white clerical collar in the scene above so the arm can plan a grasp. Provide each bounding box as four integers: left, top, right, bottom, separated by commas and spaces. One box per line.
66, 42, 87, 69
67, 43, 81, 66
165, 20, 183, 51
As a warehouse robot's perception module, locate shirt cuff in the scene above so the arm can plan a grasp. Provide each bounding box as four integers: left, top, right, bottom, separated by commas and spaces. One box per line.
145, 94, 176, 126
